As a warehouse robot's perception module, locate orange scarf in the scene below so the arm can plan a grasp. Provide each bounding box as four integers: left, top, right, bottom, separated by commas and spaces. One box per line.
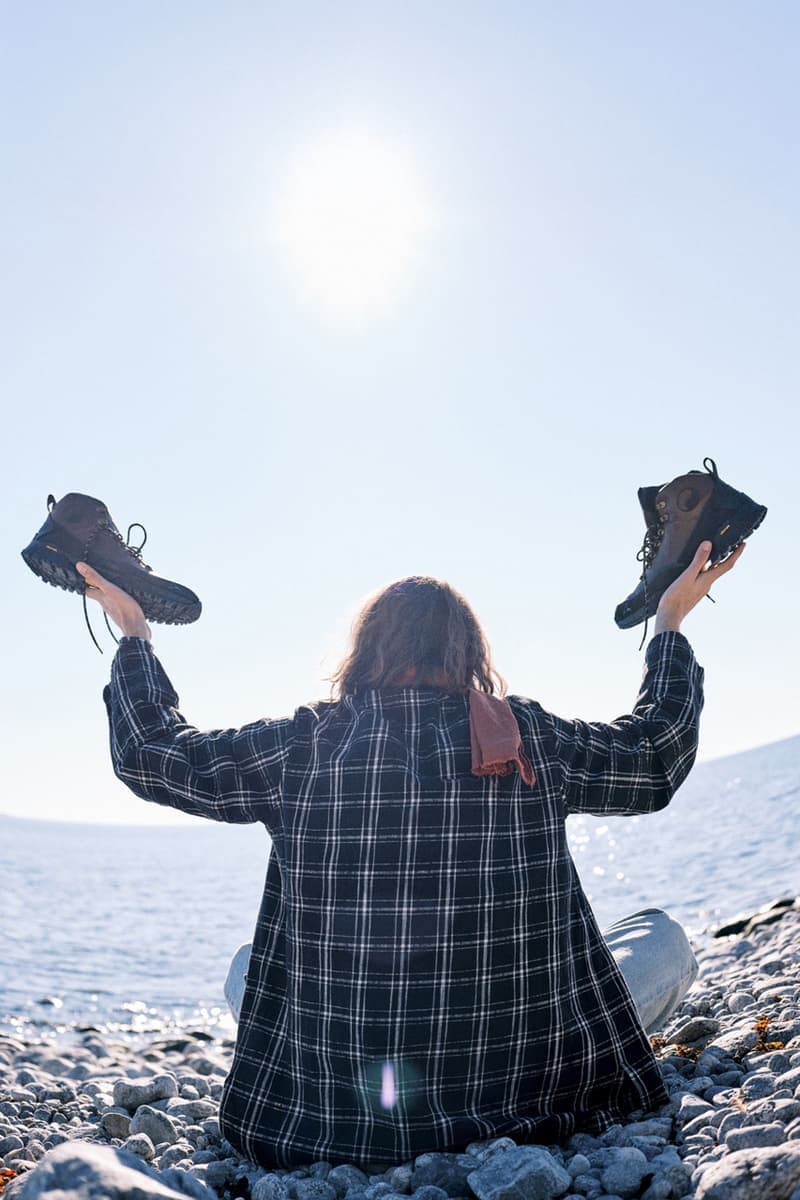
468, 689, 536, 786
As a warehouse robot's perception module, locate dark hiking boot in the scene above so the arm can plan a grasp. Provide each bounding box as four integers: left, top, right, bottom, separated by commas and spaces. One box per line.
615, 458, 767, 630
21, 493, 202, 625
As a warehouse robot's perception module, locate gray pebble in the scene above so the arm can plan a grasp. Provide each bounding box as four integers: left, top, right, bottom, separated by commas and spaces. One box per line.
291, 1181, 338, 1200
467, 1145, 571, 1200
567, 1154, 591, 1178
130, 1103, 179, 1147
100, 1108, 131, 1139
383, 1164, 412, 1192
741, 1073, 776, 1100
328, 1165, 369, 1196
121, 1131, 156, 1161
112, 1074, 178, 1112
725, 1122, 786, 1150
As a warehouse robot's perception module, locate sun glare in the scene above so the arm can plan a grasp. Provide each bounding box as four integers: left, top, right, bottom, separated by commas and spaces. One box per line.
275, 129, 434, 321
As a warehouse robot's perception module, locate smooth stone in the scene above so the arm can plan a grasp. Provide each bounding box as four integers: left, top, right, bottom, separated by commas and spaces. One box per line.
724, 993, 758, 1012
122, 1132, 157, 1161
177, 1076, 209, 1099
253, 1176, 293, 1200
413, 1153, 474, 1196
640, 1179, 672, 1200
467, 1145, 572, 1200
678, 1094, 714, 1122
741, 1073, 776, 1100
465, 1139, 519, 1164
695, 1143, 800, 1199
746, 1096, 800, 1124
130, 1105, 179, 1148
112, 1076, 178, 1113
161, 1099, 216, 1122
725, 1122, 786, 1150
159, 1144, 195, 1169
666, 1017, 721, 1045
0, 1135, 24, 1155
291, 1181, 337, 1200
383, 1165, 412, 1192
566, 1154, 590, 1178
327, 1166, 369, 1197
717, 1112, 745, 1139
681, 1113, 717, 1138
599, 1147, 649, 1199
3, 1140, 218, 1199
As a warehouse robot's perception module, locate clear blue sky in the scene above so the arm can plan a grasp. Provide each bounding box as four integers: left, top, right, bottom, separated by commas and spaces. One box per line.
2, 1, 796, 824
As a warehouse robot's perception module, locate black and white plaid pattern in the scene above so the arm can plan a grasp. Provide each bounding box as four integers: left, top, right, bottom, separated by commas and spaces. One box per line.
104, 631, 704, 1168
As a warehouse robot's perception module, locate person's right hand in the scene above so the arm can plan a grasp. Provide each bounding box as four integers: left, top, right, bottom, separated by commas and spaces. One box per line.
654, 539, 746, 635
76, 561, 152, 641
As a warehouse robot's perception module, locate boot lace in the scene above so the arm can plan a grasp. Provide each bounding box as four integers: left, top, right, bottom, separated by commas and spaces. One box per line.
82, 522, 150, 654
634, 515, 666, 650
634, 455, 719, 650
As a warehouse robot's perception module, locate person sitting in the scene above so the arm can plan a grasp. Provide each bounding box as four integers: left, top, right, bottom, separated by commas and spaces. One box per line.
78, 538, 743, 1169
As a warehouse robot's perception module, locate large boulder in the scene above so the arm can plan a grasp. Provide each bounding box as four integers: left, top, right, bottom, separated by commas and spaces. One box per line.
4, 1140, 217, 1200
695, 1143, 800, 1200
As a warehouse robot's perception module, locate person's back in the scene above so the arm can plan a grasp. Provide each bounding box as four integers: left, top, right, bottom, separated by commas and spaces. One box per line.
84, 547, 743, 1167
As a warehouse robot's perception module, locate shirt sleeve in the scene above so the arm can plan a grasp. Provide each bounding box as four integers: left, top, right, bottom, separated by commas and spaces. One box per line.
103, 637, 291, 831
547, 631, 704, 816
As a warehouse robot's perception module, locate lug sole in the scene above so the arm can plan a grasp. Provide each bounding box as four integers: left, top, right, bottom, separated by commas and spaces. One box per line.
615, 503, 768, 630
21, 545, 201, 626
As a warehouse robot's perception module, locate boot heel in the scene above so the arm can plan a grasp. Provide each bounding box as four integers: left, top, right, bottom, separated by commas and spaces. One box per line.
21, 542, 84, 594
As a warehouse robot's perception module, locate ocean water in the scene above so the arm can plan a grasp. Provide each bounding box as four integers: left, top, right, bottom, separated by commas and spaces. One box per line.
2, 734, 798, 1044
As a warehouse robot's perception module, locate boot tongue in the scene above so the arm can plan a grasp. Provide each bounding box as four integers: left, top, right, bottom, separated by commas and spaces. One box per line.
637, 485, 663, 527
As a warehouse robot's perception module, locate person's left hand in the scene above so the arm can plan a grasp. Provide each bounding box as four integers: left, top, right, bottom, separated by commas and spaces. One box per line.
76, 562, 151, 641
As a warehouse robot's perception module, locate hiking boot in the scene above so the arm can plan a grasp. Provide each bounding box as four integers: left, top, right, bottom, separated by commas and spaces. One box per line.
615, 458, 767, 630
21, 493, 202, 625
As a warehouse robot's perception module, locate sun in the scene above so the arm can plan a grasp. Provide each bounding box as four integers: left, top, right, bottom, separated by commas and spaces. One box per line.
274, 128, 435, 322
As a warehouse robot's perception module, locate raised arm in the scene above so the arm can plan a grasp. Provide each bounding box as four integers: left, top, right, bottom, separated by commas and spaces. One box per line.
80, 562, 291, 829
549, 539, 745, 816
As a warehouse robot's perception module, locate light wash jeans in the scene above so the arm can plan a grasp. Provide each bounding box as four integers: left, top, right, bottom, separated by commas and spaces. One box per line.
224, 907, 697, 1037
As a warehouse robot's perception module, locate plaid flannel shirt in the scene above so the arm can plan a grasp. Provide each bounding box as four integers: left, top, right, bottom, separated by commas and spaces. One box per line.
104, 631, 703, 1169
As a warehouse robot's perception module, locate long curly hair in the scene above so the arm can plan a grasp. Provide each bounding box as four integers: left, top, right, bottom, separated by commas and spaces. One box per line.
330, 576, 505, 697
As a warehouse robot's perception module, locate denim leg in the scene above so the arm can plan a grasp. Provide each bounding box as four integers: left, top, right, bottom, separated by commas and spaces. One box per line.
224, 942, 252, 1022
603, 908, 699, 1035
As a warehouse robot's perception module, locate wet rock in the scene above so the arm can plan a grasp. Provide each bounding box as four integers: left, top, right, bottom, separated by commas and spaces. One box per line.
467, 1144, 572, 1200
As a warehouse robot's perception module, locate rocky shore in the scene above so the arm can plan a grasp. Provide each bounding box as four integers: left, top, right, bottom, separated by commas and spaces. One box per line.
4, 901, 800, 1200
